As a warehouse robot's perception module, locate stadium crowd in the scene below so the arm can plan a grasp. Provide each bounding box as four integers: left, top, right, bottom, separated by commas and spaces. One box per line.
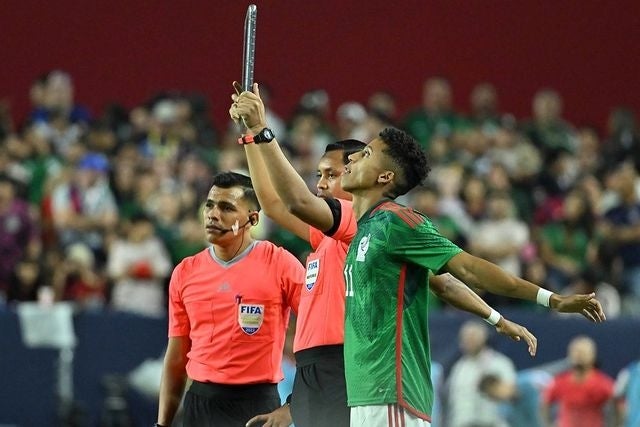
1, 70, 638, 317
1, 70, 639, 426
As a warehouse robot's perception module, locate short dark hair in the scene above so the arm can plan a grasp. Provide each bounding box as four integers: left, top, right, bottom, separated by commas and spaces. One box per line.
379, 128, 431, 197
324, 139, 367, 164
211, 171, 261, 211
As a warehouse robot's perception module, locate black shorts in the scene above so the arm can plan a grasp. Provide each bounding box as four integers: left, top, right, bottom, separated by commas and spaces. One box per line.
183, 380, 280, 427
290, 344, 349, 427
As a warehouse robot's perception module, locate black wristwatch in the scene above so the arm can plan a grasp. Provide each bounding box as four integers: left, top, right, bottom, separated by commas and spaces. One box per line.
253, 127, 275, 143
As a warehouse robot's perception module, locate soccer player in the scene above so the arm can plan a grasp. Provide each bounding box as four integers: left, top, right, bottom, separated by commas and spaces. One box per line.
231, 84, 538, 427
335, 127, 604, 426
156, 172, 304, 427
235, 84, 606, 426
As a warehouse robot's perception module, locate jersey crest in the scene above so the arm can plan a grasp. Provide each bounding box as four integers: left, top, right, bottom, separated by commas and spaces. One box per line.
238, 303, 264, 335
305, 259, 320, 291
356, 233, 371, 262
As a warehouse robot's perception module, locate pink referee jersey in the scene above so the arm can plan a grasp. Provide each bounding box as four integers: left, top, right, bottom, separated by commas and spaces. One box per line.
293, 198, 357, 353
168, 240, 303, 384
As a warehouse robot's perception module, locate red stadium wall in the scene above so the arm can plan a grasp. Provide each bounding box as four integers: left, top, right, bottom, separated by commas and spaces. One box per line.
1, 0, 639, 132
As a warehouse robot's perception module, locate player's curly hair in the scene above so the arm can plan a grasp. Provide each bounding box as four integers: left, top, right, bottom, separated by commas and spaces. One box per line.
379, 128, 431, 197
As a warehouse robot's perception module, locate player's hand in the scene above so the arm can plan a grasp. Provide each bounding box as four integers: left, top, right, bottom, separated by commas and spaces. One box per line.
231, 81, 267, 134
245, 404, 292, 427
495, 317, 537, 357
551, 292, 606, 322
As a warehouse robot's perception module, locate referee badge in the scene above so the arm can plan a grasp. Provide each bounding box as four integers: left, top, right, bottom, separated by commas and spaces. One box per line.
238, 304, 264, 335
305, 259, 320, 291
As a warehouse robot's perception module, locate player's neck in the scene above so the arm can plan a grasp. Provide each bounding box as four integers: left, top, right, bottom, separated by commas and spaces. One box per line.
352, 190, 387, 220
213, 236, 254, 262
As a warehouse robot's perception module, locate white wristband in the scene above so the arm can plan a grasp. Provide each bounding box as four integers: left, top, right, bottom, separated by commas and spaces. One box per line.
484, 309, 501, 326
536, 288, 553, 307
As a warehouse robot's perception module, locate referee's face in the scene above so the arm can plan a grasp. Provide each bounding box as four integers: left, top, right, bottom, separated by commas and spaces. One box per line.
316, 150, 350, 200
203, 185, 254, 244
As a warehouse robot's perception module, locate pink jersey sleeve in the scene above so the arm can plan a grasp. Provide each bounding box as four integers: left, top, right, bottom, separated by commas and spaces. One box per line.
168, 261, 190, 337
309, 198, 357, 249
276, 247, 304, 315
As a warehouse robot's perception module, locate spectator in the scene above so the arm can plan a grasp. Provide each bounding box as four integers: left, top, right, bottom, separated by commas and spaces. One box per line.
566, 268, 621, 319
541, 335, 614, 427
29, 70, 91, 126
537, 189, 598, 291
446, 320, 516, 427
403, 76, 467, 150
7, 257, 45, 303
468, 82, 501, 130
52, 242, 105, 309
367, 90, 397, 125
106, 213, 172, 317
50, 152, 118, 261
602, 107, 640, 170
614, 356, 640, 427
522, 89, 576, 157
478, 369, 550, 427
335, 101, 368, 141
469, 191, 530, 277
599, 161, 640, 314
0, 173, 41, 300
407, 185, 466, 247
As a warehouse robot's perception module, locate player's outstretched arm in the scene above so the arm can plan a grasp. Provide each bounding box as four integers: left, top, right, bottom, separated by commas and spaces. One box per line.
430, 273, 537, 356
444, 251, 606, 322
232, 82, 336, 232
245, 403, 292, 427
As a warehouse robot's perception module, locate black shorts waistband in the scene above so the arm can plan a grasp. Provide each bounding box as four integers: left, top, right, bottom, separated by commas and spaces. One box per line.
294, 344, 344, 367
188, 380, 278, 399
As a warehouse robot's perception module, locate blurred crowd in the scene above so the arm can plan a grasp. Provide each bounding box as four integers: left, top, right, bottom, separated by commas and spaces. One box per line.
430, 320, 639, 427
1, 70, 640, 319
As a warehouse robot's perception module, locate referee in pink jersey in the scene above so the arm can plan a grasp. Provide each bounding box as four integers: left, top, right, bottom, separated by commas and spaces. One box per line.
156, 172, 304, 427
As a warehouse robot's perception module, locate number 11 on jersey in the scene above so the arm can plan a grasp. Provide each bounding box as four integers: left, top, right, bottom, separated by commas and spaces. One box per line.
344, 264, 354, 297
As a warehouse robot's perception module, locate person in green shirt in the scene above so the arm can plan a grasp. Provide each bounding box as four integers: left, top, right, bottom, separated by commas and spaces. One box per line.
338, 127, 605, 426
231, 85, 604, 427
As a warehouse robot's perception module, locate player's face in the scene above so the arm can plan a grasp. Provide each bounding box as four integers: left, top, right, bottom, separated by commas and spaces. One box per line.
202, 185, 253, 244
342, 138, 389, 193
316, 150, 351, 200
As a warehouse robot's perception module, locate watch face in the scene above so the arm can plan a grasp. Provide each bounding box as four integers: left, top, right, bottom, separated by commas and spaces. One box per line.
262, 128, 274, 140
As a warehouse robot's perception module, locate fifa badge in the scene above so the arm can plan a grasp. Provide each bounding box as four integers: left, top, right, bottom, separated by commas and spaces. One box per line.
238, 304, 264, 335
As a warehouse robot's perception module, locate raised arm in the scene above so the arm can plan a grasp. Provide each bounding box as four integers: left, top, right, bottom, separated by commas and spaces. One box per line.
430, 273, 537, 356
231, 82, 336, 232
444, 251, 606, 322
243, 142, 310, 241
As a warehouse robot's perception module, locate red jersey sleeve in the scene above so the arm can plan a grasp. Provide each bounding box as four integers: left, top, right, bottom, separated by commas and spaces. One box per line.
543, 374, 562, 404
276, 247, 304, 315
594, 372, 615, 403
167, 261, 190, 337
309, 198, 357, 249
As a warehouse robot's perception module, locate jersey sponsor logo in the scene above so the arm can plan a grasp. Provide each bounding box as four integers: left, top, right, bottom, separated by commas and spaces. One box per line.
356, 233, 371, 262
238, 303, 264, 335
305, 259, 320, 291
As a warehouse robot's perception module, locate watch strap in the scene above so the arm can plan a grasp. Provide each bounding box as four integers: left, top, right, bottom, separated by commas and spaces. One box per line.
237, 134, 255, 145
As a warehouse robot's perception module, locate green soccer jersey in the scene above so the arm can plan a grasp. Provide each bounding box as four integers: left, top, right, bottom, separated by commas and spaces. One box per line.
343, 199, 462, 419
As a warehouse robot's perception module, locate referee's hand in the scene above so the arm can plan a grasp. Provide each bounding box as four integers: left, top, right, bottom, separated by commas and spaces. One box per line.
245, 403, 292, 427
